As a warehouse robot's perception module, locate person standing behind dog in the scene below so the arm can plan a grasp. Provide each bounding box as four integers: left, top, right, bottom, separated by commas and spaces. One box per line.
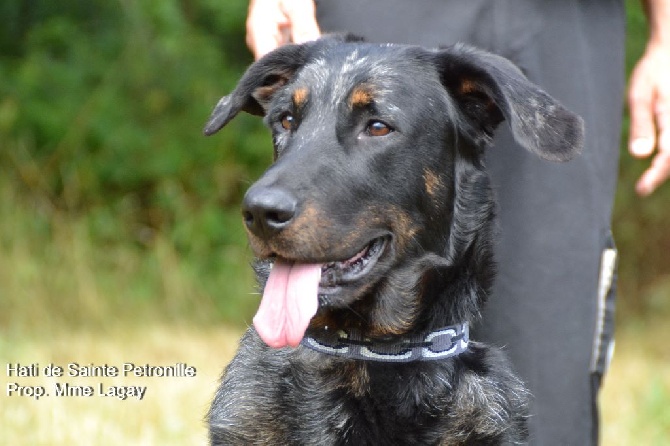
243, 0, 670, 444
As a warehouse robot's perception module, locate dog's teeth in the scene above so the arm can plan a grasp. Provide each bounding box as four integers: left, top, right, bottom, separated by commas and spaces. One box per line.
322, 268, 340, 285
318, 237, 387, 286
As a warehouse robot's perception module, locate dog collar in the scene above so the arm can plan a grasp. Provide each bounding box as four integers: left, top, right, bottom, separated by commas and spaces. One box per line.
301, 322, 469, 363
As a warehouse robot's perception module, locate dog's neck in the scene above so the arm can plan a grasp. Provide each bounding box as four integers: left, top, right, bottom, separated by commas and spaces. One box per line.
301, 322, 469, 363
253, 250, 486, 362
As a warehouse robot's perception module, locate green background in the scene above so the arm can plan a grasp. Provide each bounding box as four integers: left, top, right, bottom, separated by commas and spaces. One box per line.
0, 0, 667, 334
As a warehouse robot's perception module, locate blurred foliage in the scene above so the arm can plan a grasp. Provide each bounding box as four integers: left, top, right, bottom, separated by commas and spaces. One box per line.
0, 0, 668, 333
0, 0, 268, 233
0, 0, 269, 331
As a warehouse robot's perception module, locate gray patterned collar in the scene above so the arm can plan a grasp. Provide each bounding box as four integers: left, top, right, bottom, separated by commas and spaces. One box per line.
301, 322, 469, 363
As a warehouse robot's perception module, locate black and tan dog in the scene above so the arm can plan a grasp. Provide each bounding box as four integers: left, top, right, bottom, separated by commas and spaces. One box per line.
204, 35, 582, 445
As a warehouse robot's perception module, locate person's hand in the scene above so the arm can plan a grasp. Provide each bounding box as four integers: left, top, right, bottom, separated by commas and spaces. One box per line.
246, 0, 321, 60
628, 41, 670, 196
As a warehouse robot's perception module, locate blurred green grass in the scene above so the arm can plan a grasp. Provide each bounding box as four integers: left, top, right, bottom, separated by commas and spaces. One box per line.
0, 180, 258, 334
0, 0, 668, 444
0, 321, 666, 445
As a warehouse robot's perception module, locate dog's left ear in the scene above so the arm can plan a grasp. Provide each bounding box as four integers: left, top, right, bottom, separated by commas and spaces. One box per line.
204, 34, 362, 136
203, 43, 313, 136
434, 45, 584, 162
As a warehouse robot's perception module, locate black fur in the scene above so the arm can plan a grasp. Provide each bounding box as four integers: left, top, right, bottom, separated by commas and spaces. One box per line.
205, 35, 583, 445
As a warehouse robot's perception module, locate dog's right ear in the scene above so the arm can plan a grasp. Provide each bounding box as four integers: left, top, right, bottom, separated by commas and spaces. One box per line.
433, 44, 584, 162
203, 43, 312, 136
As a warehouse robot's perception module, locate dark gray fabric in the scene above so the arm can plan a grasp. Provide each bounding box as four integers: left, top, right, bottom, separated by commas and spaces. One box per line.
315, 1, 625, 444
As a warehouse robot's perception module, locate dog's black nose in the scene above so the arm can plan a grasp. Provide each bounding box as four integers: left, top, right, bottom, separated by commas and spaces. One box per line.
242, 186, 298, 237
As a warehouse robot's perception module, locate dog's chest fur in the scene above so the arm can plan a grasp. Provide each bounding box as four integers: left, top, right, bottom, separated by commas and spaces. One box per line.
209, 333, 528, 445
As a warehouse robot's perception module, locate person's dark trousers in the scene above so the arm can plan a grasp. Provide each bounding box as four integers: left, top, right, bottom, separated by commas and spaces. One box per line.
316, 0, 625, 444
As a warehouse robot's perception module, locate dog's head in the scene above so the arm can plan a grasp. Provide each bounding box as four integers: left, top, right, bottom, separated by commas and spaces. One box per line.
205, 36, 583, 348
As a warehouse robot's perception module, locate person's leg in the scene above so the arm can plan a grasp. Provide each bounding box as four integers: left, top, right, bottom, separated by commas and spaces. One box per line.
478, 3, 625, 444
315, 1, 625, 444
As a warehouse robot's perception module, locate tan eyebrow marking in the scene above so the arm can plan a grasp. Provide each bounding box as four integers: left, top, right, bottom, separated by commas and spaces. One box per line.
292, 87, 309, 108
349, 86, 374, 108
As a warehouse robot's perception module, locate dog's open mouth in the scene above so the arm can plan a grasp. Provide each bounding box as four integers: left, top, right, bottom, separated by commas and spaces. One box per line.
253, 237, 388, 350
319, 236, 387, 289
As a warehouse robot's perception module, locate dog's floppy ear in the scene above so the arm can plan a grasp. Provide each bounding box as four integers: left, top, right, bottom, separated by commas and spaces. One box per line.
434, 44, 584, 162
203, 43, 313, 136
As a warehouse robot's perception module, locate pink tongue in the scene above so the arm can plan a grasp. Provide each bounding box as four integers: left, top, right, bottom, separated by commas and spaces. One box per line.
253, 259, 322, 348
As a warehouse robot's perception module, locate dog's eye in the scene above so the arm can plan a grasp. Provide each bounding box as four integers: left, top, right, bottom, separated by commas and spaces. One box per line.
280, 113, 294, 131
366, 120, 393, 137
